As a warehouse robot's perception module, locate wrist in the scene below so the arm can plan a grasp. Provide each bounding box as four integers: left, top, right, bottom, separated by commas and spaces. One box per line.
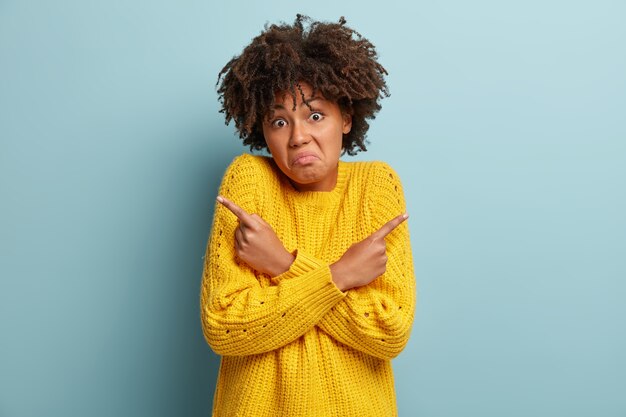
329, 261, 350, 291
269, 251, 295, 277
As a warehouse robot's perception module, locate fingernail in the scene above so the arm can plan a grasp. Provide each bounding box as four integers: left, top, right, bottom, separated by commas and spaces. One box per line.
216, 196, 224, 203
402, 213, 409, 219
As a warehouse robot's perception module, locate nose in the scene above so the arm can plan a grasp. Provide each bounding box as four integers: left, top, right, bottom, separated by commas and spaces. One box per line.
289, 121, 311, 148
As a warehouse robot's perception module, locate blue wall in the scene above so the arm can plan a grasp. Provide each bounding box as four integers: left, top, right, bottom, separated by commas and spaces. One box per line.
1, 1, 625, 416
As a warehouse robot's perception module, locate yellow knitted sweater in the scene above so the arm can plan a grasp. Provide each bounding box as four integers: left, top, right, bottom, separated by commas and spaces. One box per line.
200, 153, 416, 417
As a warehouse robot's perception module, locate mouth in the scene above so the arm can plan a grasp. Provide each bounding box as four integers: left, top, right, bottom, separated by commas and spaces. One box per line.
291, 152, 320, 166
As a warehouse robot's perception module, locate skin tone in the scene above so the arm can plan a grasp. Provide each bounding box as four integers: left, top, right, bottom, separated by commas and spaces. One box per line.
261, 82, 351, 192
216, 195, 296, 278
216, 82, 408, 291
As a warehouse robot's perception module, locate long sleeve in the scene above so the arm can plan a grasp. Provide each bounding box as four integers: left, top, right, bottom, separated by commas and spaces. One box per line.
316, 162, 416, 360
199, 155, 346, 357
201, 155, 415, 417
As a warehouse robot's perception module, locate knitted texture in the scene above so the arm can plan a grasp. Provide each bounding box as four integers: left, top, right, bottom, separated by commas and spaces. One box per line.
200, 153, 416, 417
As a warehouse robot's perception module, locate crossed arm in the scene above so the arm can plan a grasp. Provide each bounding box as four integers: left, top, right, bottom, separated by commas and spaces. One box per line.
201, 187, 414, 360
216, 195, 408, 292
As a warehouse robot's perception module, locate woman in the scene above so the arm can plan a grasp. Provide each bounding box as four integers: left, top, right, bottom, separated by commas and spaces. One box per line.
200, 15, 416, 417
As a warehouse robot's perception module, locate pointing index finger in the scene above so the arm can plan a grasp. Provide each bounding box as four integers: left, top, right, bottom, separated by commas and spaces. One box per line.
372, 213, 409, 239
216, 195, 253, 226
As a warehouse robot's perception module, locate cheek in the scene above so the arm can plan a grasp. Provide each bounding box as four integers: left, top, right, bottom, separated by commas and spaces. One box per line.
329, 126, 344, 151
263, 132, 280, 153
264, 137, 290, 168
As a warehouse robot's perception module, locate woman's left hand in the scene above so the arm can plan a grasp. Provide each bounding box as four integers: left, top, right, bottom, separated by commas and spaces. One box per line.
217, 195, 295, 277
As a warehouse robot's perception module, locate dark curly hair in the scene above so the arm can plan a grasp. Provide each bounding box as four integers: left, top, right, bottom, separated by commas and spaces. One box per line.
216, 14, 389, 155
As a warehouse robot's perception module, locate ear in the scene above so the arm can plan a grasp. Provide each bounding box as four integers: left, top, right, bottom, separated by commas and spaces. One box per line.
342, 112, 352, 134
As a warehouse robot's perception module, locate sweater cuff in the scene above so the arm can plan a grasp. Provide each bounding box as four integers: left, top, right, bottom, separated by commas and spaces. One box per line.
270, 250, 323, 283
280, 262, 347, 315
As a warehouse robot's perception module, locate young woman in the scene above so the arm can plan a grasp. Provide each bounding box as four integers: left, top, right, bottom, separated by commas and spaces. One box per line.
200, 15, 416, 417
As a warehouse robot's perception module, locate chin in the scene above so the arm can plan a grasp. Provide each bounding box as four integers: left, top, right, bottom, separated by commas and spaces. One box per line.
291, 176, 317, 186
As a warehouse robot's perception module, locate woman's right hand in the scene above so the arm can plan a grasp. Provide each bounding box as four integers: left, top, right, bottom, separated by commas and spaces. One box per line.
330, 213, 408, 291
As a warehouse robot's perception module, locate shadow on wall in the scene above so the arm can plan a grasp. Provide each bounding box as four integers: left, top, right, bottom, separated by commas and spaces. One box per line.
130, 125, 242, 415
188, 140, 243, 414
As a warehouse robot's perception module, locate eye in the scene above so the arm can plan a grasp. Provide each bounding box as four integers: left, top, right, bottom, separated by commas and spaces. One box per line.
271, 119, 287, 128
310, 112, 324, 122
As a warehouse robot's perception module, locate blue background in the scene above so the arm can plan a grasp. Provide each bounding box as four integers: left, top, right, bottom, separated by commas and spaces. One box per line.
1, 1, 625, 416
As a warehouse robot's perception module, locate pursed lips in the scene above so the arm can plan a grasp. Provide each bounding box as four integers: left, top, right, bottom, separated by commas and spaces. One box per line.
290, 152, 320, 166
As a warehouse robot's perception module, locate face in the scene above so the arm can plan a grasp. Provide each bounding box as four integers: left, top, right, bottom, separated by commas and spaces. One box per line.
261, 82, 352, 192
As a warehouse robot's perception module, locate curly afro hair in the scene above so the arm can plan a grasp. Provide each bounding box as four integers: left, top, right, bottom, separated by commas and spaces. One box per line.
216, 14, 389, 155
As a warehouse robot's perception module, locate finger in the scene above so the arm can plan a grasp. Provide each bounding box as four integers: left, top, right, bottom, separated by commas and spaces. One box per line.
217, 195, 254, 226
372, 213, 408, 239
234, 227, 243, 248
250, 213, 269, 226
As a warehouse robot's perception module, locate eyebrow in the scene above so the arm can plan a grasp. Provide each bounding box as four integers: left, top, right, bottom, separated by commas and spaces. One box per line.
272, 97, 324, 110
